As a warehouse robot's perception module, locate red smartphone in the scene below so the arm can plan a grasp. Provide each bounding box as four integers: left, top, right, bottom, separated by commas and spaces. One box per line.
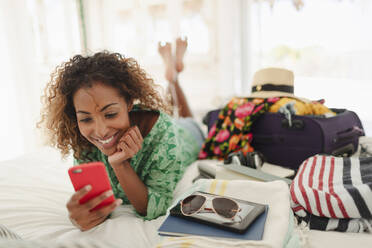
68, 161, 115, 211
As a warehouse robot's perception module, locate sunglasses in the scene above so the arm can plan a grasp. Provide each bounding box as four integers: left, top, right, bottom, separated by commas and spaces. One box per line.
180, 194, 241, 221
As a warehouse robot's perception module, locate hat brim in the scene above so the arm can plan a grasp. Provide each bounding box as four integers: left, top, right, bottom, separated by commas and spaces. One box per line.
244, 91, 311, 103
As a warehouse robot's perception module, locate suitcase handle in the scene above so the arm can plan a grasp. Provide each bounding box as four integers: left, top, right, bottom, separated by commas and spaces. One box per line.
334, 126, 364, 143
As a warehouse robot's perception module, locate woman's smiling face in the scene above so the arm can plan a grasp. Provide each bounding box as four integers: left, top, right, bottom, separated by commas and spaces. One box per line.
73, 82, 132, 156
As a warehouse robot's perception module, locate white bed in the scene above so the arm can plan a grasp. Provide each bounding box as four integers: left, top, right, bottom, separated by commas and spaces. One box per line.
0, 146, 371, 248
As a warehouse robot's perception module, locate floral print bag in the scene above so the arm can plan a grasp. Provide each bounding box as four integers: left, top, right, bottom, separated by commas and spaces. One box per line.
198, 97, 279, 160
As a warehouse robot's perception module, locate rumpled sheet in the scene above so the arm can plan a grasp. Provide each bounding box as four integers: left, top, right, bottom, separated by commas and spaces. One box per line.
2, 145, 372, 248
0, 147, 198, 247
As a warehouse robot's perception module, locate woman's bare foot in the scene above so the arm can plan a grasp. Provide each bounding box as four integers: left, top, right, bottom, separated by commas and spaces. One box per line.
175, 36, 188, 73
158, 41, 177, 83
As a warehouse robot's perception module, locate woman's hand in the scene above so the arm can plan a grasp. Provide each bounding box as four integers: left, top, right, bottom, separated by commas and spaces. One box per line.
108, 126, 143, 168
66, 185, 122, 231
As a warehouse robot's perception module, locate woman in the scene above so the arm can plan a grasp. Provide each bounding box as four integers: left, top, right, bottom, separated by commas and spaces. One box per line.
38, 37, 203, 231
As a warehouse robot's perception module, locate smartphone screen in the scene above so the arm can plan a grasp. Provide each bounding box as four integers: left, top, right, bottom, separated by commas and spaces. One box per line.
68, 162, 115, 211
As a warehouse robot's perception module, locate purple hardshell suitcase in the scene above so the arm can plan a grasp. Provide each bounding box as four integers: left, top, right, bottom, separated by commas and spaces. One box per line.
203, 109, 365, 170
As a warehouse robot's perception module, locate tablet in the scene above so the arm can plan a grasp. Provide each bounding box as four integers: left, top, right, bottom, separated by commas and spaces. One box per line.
170, 191, 267, 233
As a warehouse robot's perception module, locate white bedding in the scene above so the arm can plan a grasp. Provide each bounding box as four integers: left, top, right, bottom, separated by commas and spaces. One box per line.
0, 147, 201, 247
1, 147, 372, 248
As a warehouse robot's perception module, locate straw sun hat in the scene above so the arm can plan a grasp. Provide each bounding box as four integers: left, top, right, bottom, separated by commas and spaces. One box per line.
248, 67, 310, 102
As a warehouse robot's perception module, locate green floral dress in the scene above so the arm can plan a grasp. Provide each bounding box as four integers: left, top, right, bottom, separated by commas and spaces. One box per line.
74, 110, 200, 220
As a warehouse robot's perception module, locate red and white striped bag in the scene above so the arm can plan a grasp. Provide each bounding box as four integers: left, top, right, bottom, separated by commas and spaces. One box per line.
290, 155, 372, 232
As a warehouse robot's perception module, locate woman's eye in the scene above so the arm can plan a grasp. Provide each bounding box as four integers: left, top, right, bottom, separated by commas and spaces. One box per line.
105, 113, 117, 119
79, 117, 92, 123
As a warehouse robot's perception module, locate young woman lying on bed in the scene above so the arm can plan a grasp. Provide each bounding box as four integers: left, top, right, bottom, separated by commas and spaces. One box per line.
38, 37, 204, 231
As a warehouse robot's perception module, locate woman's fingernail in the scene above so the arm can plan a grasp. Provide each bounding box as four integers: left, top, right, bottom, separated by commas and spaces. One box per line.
116, 199, 123, 205
105, 190, 113, 197
85, 185, 92, 191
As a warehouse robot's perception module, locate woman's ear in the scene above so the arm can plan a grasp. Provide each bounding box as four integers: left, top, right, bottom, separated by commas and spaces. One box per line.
127, 101, 133, 112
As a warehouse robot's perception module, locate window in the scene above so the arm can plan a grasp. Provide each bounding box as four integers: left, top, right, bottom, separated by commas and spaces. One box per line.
249, 0, 372, 134
83, 0, 220, 120
0, 0, 82, 161
27, 0, 82, 70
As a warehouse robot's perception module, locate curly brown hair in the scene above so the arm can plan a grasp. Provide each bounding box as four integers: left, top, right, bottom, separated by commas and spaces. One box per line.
38, 51, 171, 160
